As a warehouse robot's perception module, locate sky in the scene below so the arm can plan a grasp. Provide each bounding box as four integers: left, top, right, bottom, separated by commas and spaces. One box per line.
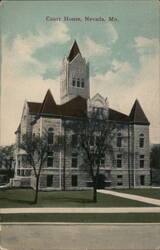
0, 0, 160, 145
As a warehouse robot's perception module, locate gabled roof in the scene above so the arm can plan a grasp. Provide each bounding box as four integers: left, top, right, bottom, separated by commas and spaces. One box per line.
68, 40, 81, 62
27, 102, 41, 114
39, 89, 57, 114
27, 90, 87, 118
60, 96, 87, 117
129, 99, 149, 125
109, 108, 130, 122
26, 91, 149, 125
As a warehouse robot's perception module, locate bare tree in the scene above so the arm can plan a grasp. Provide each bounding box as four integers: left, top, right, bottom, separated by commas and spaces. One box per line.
64, 111, 118, 202
19, 132, 55, 204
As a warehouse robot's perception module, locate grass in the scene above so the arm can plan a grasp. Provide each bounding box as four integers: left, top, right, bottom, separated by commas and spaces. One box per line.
1, 213, 160, 223
115, 188, 160, 200
0, 189, 157, 208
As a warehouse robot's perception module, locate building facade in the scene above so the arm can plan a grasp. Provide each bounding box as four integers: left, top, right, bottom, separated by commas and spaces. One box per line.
13, 41, 151, 190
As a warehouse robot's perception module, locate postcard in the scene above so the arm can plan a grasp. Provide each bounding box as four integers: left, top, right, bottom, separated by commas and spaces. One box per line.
0, 0, 160, 249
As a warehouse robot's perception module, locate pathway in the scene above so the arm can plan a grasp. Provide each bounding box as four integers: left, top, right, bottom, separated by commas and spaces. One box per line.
98, 189, 160, 206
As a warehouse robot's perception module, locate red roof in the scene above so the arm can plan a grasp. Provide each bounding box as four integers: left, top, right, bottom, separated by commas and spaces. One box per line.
129, 99, 149, 125
109, 108, 130, 122
27, 91, 149, 125
27, 91, 87, 118
67, 40, 81, 62
27, 102, 41, 114
39, 89, 57, 114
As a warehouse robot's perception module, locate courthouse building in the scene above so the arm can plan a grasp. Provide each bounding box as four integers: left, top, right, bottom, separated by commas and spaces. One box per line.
13, 41, 151, 190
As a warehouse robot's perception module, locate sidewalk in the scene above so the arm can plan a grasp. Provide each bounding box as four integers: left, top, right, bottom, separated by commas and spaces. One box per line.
98, 190, 160, 206
1, 207, 160, 214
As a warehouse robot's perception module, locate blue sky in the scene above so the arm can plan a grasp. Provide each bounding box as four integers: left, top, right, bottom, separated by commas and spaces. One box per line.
1, 0, 160, 145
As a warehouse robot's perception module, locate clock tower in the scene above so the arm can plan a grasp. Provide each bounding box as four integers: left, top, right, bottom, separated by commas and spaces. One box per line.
60, 41, 90, 104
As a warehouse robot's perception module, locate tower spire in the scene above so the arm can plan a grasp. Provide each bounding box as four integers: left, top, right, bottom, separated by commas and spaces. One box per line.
68, 40, 81, 62
129, 99, 149, 124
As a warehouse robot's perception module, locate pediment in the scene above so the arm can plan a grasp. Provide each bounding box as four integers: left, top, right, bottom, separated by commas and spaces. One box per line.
90, 93, 107, 108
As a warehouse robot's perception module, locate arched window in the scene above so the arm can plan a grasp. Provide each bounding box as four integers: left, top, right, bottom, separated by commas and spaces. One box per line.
48, 128, 54, 144
139, 133, 144, 148
117, 133, 122, 147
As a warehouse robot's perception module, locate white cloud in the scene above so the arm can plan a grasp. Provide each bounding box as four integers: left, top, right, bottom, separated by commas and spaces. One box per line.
91, 59, 134, 92
2, 22, 70, 78
105, 23, 118, 44
1, 22, 70, 145
91, 38, 160, 143
134, 36, 159, 55
82, 37, 110, 58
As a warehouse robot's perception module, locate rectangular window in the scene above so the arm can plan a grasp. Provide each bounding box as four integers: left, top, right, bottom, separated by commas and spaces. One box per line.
47, 175, 53, 187
72, 175, 78, 187
139, 138, 144, 148
117, 154, 122, 168
72, 134, 78, 147
117, 175, 122, 178
81, 79, 84, 88
21, 170, 25, 176
95, 153, 105, 166
47, 152, 53, 167
140, 155, 144, 168
140, 175, 145, 185
17, 170, 20, 176
77, 79, 80, 87
72, 78, 76, 86
117, 182, 123, 186
71, 153, 78, 168
25, 170, 31, 176
117, 175, 123, 185
117, 137, 122, 147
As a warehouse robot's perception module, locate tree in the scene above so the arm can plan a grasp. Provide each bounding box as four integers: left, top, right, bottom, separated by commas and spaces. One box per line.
19, 132, 55, 203
0, 145, 15, 182
0, 144, 15, 168
150, 144, 160, 169
150, 144, 160, 185
64, 110, 118, 202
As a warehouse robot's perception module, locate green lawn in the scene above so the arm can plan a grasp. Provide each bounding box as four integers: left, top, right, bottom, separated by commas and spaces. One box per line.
115, 188, 160, 199
1, 213, 160, 223
0, 189, 157, 208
